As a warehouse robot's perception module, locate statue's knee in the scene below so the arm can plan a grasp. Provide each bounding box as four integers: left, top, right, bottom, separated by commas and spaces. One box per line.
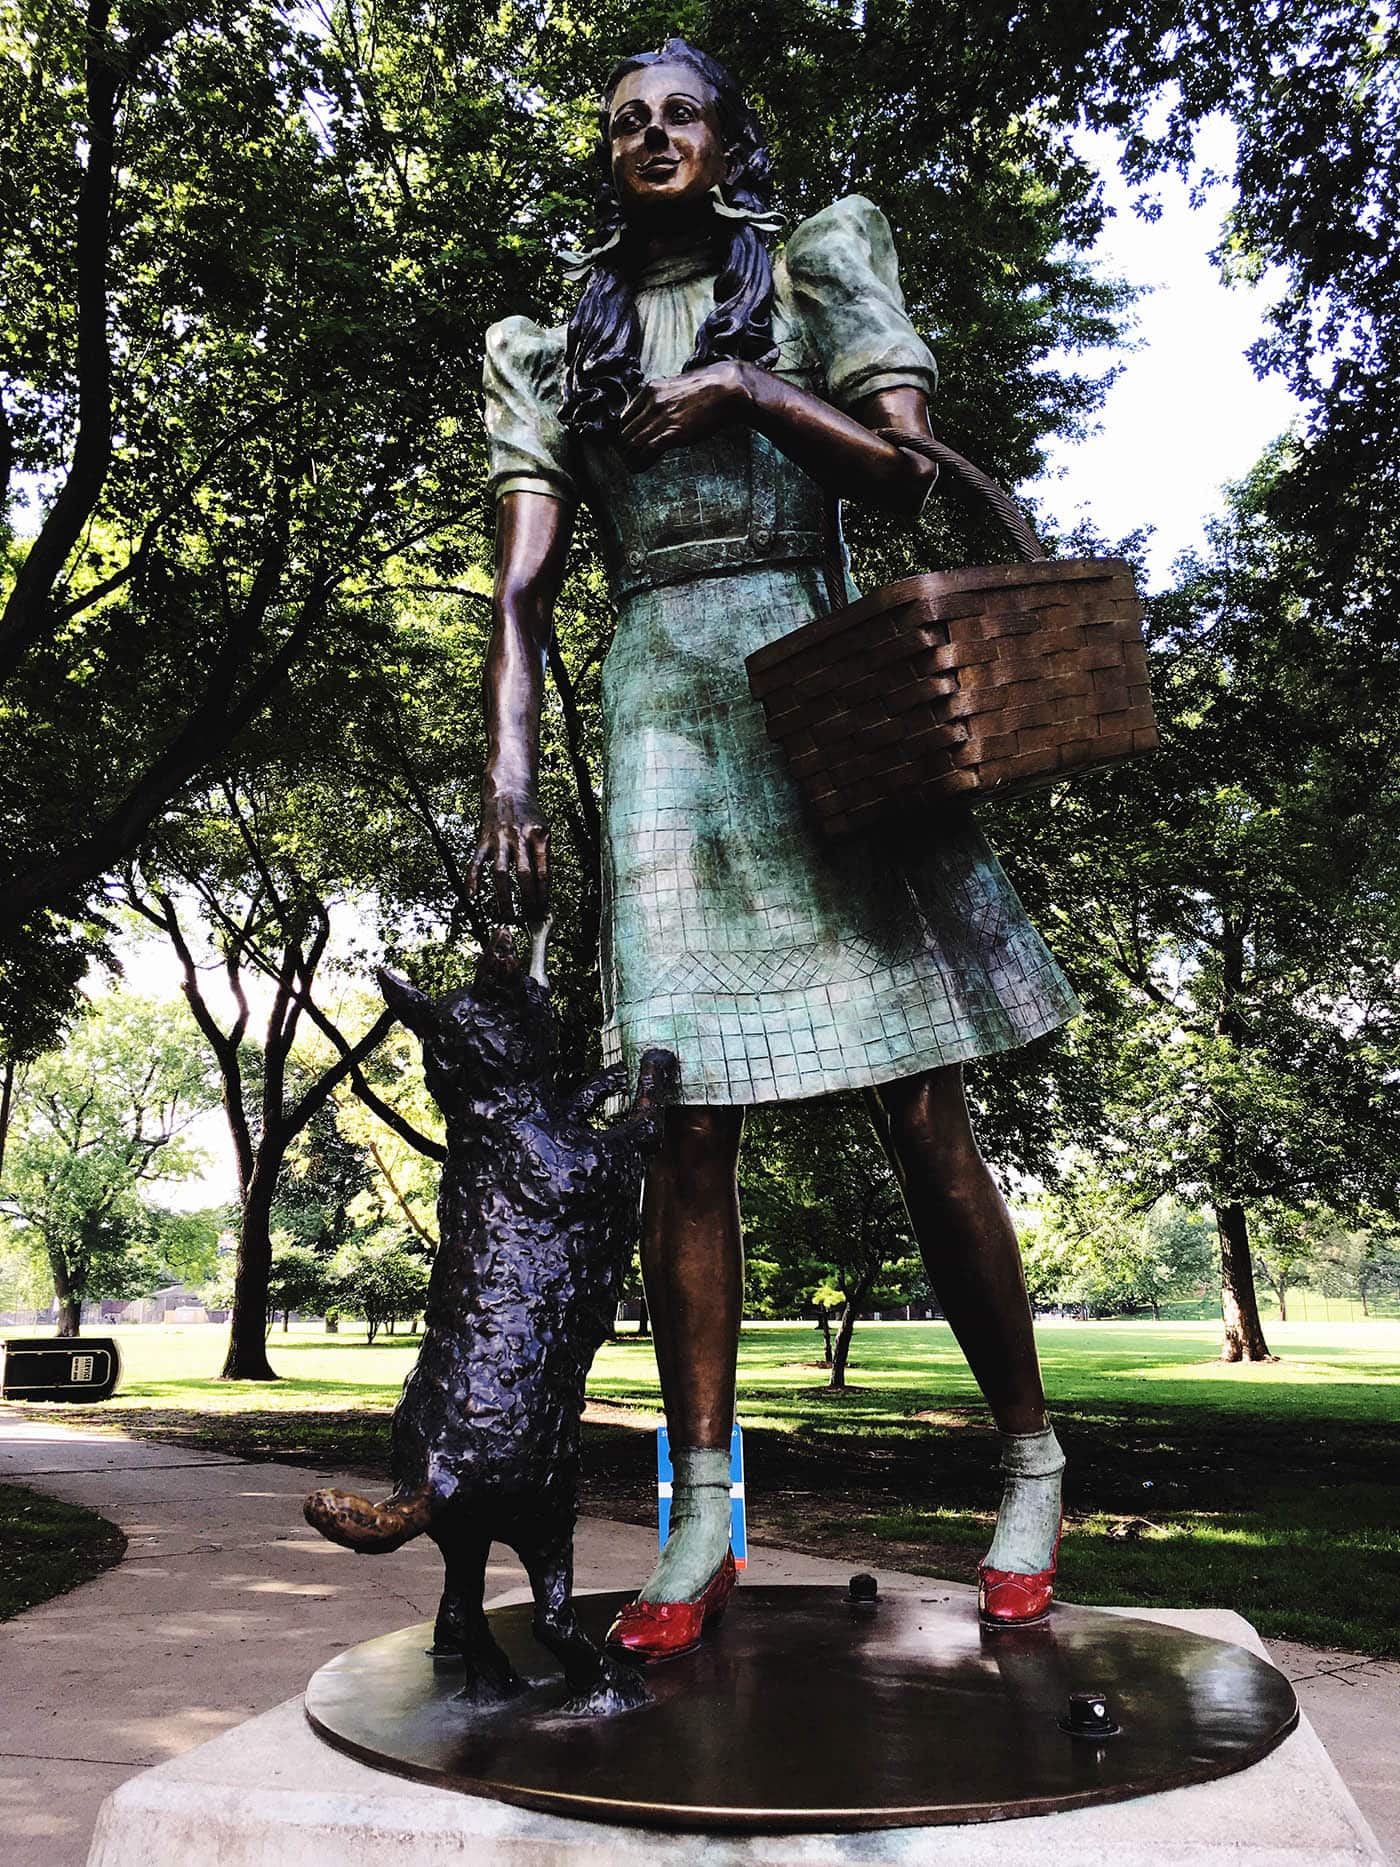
666, 1103, 743, 1145
656, 1103, 744, 1186
880, 1069, 983, 1180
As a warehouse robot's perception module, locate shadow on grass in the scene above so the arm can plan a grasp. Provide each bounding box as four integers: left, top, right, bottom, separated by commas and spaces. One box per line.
577, 1402, 1400, 1658
250, 1334, 425, 1353
14, 1320, 1395, 1653
0, 1482, 126, 1620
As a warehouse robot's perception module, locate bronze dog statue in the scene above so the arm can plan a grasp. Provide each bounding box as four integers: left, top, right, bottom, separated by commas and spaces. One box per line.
304, 929, 676, 1715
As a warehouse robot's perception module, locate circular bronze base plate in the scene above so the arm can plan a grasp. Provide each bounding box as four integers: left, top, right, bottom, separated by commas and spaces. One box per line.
304, 1587, 1298, 1831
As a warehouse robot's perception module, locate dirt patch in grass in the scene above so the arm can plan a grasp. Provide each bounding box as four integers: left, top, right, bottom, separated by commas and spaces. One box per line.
582, 1399, 661, 1432
0, 1482, 126, 1620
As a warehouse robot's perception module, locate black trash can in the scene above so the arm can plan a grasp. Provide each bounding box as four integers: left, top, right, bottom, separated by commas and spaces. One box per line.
0, 1337, 121, 1401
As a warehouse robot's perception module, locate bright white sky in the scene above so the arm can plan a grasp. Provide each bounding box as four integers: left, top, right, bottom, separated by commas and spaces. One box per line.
107, 114, 1306, 1211
1039, 120, 1301, 587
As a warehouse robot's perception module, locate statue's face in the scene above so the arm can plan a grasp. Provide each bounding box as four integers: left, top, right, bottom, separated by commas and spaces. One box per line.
607, 61, 728, 220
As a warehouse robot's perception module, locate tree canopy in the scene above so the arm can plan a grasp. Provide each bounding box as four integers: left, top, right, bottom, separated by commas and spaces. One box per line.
0, 993, 219, 1331
1020, 454, 1400, 1355
4, 0, 1399, 1363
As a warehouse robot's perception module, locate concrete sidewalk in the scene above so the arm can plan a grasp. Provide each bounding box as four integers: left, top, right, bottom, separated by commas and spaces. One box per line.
1, 1414, 1395, 1866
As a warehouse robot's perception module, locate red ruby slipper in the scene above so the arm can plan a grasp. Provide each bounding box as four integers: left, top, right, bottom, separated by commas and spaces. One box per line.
978, 1517, 1063, 1627
606, 1548, 737, 1662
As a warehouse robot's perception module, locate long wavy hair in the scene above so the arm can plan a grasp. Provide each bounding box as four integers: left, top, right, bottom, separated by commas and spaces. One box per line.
561, 39, 778, 437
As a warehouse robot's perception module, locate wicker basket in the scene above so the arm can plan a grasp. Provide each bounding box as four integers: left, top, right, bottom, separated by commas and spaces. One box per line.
744, 440, 1156, 839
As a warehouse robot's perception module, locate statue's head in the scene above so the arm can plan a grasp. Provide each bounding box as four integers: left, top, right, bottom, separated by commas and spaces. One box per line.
378, 930, 555, 1113
561, 38, 777, 436
599, 39, 768, 229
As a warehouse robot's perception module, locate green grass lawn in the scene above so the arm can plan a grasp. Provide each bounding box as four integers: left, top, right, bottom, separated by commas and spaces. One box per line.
0, 1482, 126, 1620
4, 1318, 1396, 1654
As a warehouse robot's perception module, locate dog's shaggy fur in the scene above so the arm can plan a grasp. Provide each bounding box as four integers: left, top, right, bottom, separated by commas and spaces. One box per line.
304, 930, 675, 1715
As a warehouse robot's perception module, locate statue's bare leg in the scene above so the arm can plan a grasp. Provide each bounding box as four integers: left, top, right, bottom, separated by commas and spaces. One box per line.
873, 1066, 1064, 1581
872, 1067, 1046, 1432
636, 1104, 744, 1601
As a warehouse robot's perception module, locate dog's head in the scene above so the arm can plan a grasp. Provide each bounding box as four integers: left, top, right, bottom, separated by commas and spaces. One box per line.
378, 929, 555, 1111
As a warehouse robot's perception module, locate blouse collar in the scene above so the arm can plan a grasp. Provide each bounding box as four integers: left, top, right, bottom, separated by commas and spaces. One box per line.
636, 243, 721, 292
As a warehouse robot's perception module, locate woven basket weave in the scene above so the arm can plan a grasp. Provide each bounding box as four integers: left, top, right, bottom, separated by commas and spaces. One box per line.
744, 439, 1156, 839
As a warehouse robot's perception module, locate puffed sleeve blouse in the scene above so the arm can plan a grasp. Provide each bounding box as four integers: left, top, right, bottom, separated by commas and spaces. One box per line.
481, 315, 581, 504
482, 193, 937, 504
780, 193, 937, 410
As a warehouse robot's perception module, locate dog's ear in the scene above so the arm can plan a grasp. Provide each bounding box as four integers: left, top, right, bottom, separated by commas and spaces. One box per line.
377, 968, 432, 1032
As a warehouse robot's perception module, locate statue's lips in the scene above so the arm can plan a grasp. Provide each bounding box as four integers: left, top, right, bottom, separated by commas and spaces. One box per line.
636, 159, 681, 181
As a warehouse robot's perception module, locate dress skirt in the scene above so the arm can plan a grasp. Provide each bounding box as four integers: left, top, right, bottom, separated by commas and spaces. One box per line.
598, 559, 1080, 1105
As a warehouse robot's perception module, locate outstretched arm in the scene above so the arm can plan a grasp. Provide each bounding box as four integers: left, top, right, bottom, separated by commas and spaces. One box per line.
569, 1062, 629, 1123
617, 369, 938, 517
469, 490, 573, 922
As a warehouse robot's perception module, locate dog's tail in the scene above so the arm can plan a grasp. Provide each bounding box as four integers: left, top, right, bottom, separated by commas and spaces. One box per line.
302, 1482, 436, 1553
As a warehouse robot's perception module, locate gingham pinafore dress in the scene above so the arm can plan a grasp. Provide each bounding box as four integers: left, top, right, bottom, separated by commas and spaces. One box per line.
483, 195, 1077, 1105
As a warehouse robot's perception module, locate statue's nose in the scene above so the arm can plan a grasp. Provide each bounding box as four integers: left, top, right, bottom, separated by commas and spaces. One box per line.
643, 123, 669, 152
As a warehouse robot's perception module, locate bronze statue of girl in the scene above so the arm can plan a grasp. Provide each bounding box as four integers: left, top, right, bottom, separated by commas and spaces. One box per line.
474, 37, 1075, 1656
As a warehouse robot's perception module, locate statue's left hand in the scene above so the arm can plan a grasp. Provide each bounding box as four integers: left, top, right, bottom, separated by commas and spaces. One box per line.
618, 363, 750, 467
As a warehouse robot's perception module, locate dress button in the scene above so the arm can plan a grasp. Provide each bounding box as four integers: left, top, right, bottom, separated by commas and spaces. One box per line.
627, 546, 646, 571
752, 525, 774, 549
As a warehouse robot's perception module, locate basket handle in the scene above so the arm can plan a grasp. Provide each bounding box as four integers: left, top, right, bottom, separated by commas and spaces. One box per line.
874, 429, 1047, 564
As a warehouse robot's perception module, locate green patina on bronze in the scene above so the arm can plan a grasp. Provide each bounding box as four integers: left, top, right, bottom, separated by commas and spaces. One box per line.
483, 195, 1078, 1105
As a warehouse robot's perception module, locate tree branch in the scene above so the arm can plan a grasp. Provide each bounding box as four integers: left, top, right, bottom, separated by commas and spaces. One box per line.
169, 845, 446, 1166
289, 986, 446, 1162
546, 633, 602, 863
53, 415, 268, 624
283, 1007, 396, 1140
0, 1, 181, 682
370, 712, 489, 944
126, 878, 256, 1189
340, 1096, 439, 1246
1, 561, 325, 929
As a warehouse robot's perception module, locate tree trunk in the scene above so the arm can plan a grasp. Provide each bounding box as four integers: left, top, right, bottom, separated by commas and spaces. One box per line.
0, 1057, 15, 1181
1277, 1286, 1288, 1323
221, 1168, 279, 1380
1216, 1202, 1274, 1362
324, 1313, 339, 1334
816, 1308, 833, 1366
51, 1255, 81, 1338
366, 1314, 379, 1345
636, 1294, 650, 1336
829, 1306, 854, 1389
829, 1275, 877, 1390
283, 1310, 290, 1331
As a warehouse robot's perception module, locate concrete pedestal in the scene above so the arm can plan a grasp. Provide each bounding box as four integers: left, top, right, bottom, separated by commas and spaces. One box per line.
86, 1609, 1387, 1867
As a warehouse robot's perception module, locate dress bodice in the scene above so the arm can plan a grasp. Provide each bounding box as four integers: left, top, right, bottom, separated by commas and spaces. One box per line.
482, 195, 937, 603
580, 420, 832, 601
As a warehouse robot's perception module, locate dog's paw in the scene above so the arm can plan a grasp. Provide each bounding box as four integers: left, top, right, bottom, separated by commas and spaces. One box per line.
454, 1669, 526, 1709
560, 1658, 653, 1718
635, 1047, 680, 1110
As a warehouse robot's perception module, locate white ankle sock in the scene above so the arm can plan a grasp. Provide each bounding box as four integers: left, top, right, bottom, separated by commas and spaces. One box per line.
637, 1446, 732, 1603
983, 1425, 1065, 1573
